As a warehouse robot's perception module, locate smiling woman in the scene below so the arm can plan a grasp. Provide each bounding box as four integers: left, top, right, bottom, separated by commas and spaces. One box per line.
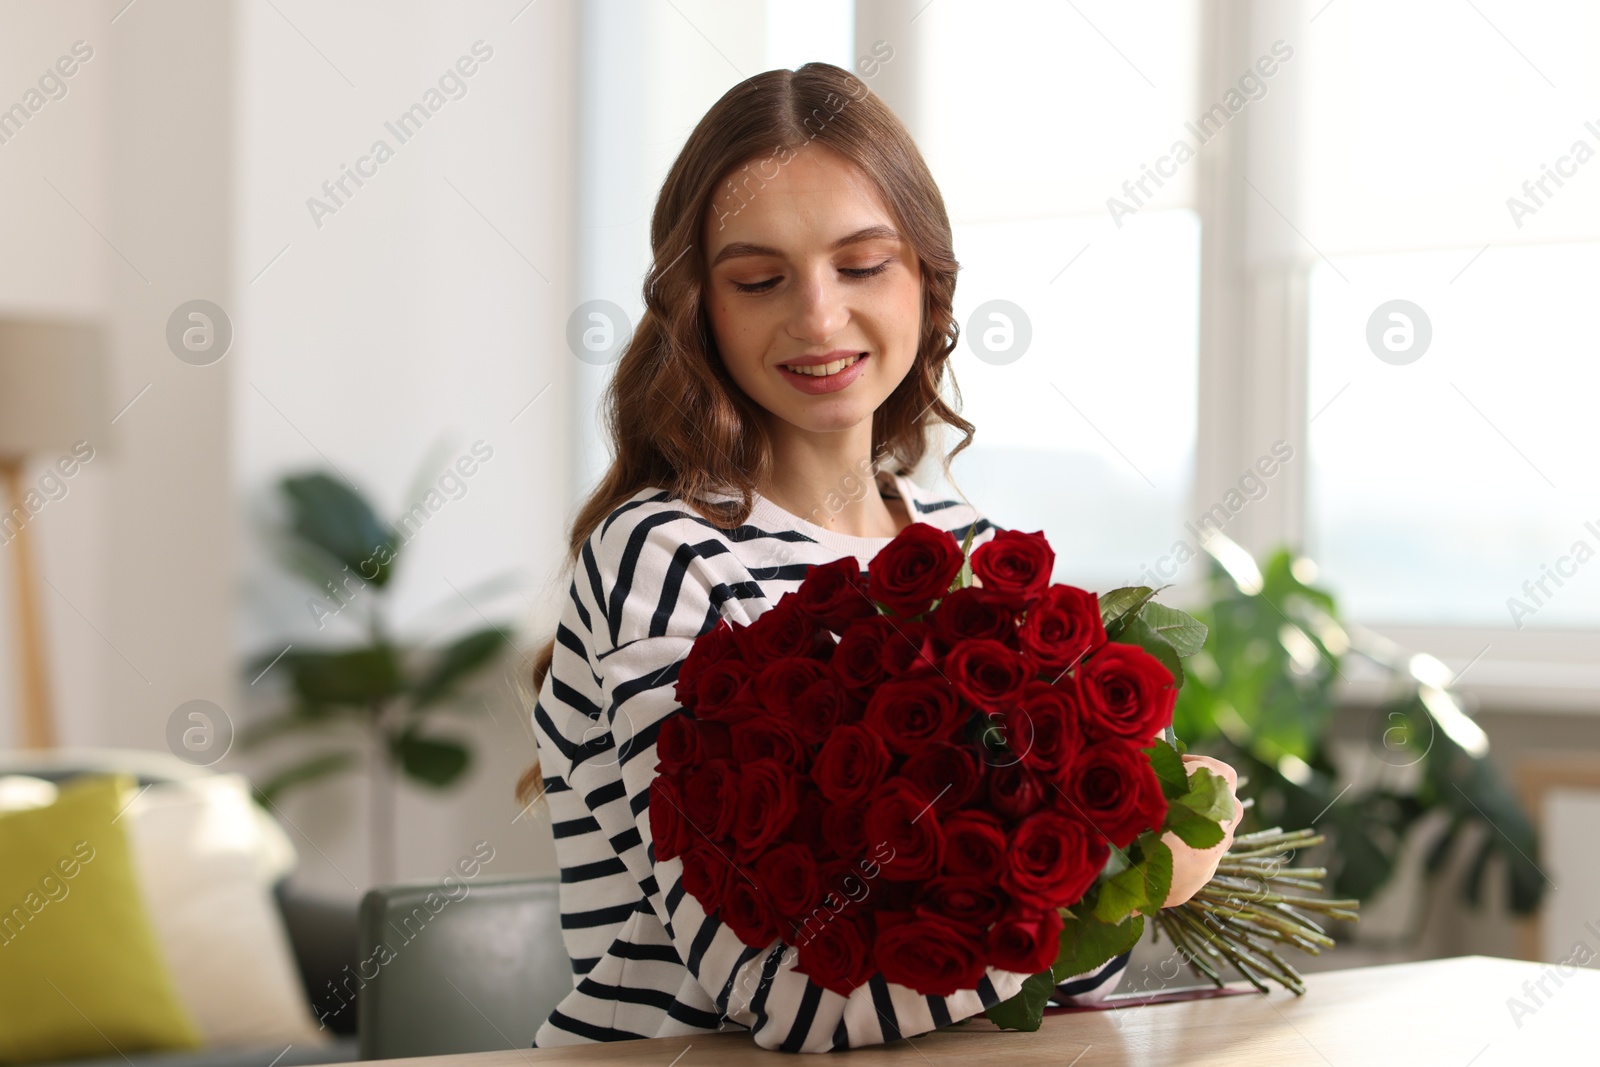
515, 62, 1139, 1053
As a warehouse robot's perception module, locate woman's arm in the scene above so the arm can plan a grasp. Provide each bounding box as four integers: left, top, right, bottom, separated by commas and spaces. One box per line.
582, 512, 1029, 1051
604, 630, 1028, 1050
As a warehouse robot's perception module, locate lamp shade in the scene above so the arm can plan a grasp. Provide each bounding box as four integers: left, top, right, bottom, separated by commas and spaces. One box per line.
0, 318, 108, 460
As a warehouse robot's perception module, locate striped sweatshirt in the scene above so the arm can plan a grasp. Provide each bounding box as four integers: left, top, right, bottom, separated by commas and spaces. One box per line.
529, 469, 1129, 1052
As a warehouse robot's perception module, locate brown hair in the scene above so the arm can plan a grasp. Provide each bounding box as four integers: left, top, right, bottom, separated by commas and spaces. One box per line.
514, 61, 974, 807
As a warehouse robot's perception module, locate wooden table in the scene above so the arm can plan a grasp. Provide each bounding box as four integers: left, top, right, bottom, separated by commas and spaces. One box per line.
374, 956, 1593, 1065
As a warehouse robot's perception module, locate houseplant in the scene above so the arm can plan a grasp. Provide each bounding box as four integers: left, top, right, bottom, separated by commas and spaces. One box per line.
242, 467, 517, 884
1174, 533, 1544, 920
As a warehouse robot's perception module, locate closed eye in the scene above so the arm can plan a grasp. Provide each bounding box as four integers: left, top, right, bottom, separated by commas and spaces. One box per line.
731, 259, 893, 294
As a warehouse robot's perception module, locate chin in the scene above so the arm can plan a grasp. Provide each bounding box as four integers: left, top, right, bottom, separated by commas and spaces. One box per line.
774, 400, 877, 435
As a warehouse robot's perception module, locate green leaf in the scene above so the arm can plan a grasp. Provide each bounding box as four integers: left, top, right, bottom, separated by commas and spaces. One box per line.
1098, 586, 1158, 638
1163, 807, 1223, 849
1146, 737, 1189, 800
393, 731, 471, 787
1053, 910, 1144, 984
280, 472, 398, 589
282, 646, 406, 707
985, 968, 1056, 1032
1162, 766, 1233, 849
254, 751, 358, 805
412, 626, 513, 709
1115, 617, 1185, 689
1094, 835, 1173, 923
1179, 765, 1235, 822
956, 522, 978, 591
1137, 601, 1208, 658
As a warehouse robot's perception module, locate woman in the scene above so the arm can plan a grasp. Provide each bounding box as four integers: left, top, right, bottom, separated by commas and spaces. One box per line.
516, 61, 1239, 1052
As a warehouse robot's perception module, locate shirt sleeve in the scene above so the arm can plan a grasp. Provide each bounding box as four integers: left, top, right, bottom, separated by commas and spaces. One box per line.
585, 513, 1031, 1052
1052, 951, 1130, 1005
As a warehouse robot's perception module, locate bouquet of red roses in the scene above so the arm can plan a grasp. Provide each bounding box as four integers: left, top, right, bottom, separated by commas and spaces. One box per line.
650, 521, 1345, 1028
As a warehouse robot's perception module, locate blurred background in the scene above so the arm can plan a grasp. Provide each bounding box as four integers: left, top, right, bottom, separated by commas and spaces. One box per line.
1, 0, 1598, 1060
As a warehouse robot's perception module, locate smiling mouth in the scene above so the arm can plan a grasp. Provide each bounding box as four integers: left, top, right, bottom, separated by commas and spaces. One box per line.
781, 353, 867, 377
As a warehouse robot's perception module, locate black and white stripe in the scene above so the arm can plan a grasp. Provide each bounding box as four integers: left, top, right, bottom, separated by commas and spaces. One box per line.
530, 474, 1128, 1052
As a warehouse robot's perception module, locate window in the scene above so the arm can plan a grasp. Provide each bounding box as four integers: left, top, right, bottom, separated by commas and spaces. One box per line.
913, 0, 1202, 592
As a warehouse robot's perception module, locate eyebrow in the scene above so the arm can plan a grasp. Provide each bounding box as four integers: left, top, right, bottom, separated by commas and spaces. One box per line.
708, 225, 903, 268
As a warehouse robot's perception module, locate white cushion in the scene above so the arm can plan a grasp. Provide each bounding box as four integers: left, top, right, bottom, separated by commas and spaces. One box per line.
121, 774, 329, 1049
0, 774, 59, 811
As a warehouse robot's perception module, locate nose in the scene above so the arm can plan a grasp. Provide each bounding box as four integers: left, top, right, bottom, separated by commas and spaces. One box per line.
786, 266, 849, 346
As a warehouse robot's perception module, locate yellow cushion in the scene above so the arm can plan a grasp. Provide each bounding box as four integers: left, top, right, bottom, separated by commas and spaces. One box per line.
0, 773, 202, 1063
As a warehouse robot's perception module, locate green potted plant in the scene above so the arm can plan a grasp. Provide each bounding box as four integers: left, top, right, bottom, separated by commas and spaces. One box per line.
242, 467, 518, 884
1174, 534, 1544, 921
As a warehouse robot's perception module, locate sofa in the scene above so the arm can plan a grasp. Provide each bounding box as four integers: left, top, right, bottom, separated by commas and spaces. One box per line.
0, 749, 362, 1067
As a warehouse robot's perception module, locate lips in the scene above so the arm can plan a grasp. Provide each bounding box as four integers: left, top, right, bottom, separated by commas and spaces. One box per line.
781, 353, 866, 378
778, 352, 870, 395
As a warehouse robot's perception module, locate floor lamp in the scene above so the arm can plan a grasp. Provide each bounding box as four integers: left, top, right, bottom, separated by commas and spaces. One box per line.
0, 318, 107, 749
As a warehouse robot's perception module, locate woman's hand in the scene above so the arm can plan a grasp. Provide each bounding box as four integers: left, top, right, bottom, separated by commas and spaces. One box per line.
1126, 754, 1240, 916
1160, 754, 1241, 909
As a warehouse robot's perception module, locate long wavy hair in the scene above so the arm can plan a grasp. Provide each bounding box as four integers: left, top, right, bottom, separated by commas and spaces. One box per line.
514, 61, 975, 806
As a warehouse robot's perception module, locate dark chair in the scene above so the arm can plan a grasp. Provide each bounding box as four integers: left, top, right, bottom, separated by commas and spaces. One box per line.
356, 875, 569, 1059
0, 752, 361, 1067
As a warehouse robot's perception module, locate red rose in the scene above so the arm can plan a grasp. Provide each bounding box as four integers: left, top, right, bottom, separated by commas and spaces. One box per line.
863, 677, 963, 753
755, 842, 821, 918
735, 597, 832, 662
941, 811, 1006, 877
732, 758, 801, 856
999, 681, 1082, 779
1017, 585, 1105, 676
730, 716, 808, 771
793, 913, 874, 996
900, 742, 981, 816
867, 522, 965, 618
823, 803, 867, 860
648, 774, 691, 859
655, 713, 698, 773
863, 779, 944, 881
874, 916, 986, 996
1076, 642, 1176, 744
722, 874, 779, 946
987, 761, 1050, 821
751, 657, 831, 716
795, 557, 877, 634
694, 660, 758, 722
816, 859, 873, 910
930, 586, 1019, 648
681, 759, 737, 839
791, 675, 852, 744
656, 715, 733, 771
1003, 809, 1106, 909
945, 638, 1031, 712
916, 877, 1005, 929
697, 720, 733, 760
679, 842, 734, 914
675, 617, 743, 709
971, 529, 1054, 607
879, 620, 939, 677
1063, 739, 1168, 848
789, 787, 834, 859
811, 724, 892, 805
986, 908, 1064, 974
832, 616, 896, 691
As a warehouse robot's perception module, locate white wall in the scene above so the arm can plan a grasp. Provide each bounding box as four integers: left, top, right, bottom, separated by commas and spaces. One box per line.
231, 0, 578, 895
0, 0, 236, 773
0, 0, 580, 898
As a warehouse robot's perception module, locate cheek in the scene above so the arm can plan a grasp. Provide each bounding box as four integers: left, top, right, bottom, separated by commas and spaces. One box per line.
875, 276, 924, 358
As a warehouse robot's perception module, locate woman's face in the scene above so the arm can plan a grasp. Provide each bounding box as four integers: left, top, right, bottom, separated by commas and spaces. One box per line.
700, 143, 923, 438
